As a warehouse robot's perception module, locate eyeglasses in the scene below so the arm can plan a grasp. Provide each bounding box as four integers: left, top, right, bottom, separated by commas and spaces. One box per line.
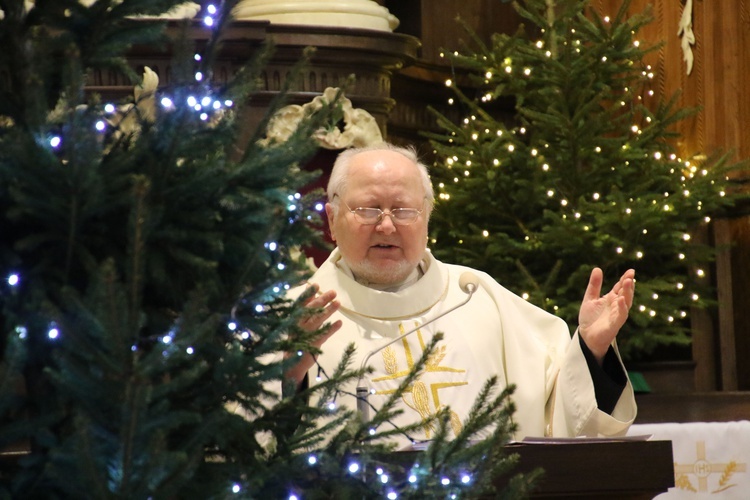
335, 196, 424, 226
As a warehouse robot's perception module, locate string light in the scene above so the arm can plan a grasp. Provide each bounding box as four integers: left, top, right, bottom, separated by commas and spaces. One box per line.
429, 10, 734, 347
48, 326, 60, 340
203, 4, 218, 27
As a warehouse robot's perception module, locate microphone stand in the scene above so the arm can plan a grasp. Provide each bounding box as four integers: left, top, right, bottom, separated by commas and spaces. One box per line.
355, 273, 478, 424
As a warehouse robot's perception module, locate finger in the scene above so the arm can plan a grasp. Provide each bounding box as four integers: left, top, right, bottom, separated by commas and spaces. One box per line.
611, 269, 636, 294
308, 289, 337, 309
620, 276, 635, 310
313, 319, 343, 348
583, 267, 604, 302
302, 283, 321, 305
319, 298, 341, 324
302, 289, 338, 323
301, 298, 340, 332
612, 295, 630, 330
610, 270, 635, 300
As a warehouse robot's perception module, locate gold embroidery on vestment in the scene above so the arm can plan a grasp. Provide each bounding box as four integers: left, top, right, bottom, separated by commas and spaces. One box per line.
450, 410, 462, 436
382, 346, 398, 375
372, 324, 466, 382
371, 321, 468, 439
430, 382, 468, 408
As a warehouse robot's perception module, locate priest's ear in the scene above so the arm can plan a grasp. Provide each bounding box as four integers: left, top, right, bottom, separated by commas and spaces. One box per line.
325, 202, 337, 242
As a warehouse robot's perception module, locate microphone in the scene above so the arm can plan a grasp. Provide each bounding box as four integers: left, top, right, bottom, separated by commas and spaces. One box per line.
356, 271, 480, 422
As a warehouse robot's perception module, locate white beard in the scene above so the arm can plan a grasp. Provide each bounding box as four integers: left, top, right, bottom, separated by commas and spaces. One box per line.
345, 257, 416, 286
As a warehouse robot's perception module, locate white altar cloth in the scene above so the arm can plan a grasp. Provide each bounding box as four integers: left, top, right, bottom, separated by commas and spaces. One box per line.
627, 421, 750, 499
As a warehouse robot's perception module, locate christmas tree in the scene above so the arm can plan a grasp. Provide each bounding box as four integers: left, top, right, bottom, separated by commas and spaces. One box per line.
0, 1, 535, 497
427, 0, 748, 361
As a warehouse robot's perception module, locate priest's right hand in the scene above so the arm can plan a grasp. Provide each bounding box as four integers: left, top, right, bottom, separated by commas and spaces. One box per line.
284, 284, 342, 387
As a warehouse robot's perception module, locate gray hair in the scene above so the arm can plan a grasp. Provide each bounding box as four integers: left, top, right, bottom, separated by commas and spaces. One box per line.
327, 142, 435, 216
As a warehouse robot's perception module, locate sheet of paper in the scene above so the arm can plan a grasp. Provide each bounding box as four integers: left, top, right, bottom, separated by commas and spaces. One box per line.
512, 435, 653, 445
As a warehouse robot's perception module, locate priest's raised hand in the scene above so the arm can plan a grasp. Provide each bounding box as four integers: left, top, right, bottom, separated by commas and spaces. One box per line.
578, 268, 636, 365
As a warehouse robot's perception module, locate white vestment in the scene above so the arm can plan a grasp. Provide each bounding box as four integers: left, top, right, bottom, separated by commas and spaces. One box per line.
292, 248, 636, 446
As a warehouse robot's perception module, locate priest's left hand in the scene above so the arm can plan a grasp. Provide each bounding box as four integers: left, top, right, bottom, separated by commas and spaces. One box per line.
578, 267, 636, 364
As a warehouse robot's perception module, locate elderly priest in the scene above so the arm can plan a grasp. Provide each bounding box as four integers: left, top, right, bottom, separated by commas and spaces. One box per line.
285, 142, 637, 447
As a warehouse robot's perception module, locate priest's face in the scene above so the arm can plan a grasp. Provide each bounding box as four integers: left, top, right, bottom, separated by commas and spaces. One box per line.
326, 150, 429, 285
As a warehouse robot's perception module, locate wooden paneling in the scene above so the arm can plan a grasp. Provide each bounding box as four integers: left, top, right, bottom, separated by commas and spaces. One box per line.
590, 1, 750, 160
386, 0, 522, 64
714, 217, 750, 389
636, 392, 750, 423
386, 1, 520, 153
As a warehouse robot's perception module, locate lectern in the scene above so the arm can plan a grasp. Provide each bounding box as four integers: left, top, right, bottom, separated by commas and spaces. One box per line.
505, 439, 674, 499
3, 438, 673, 497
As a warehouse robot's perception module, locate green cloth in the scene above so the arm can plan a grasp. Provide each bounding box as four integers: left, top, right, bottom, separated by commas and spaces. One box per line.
627, 371, 652, 393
